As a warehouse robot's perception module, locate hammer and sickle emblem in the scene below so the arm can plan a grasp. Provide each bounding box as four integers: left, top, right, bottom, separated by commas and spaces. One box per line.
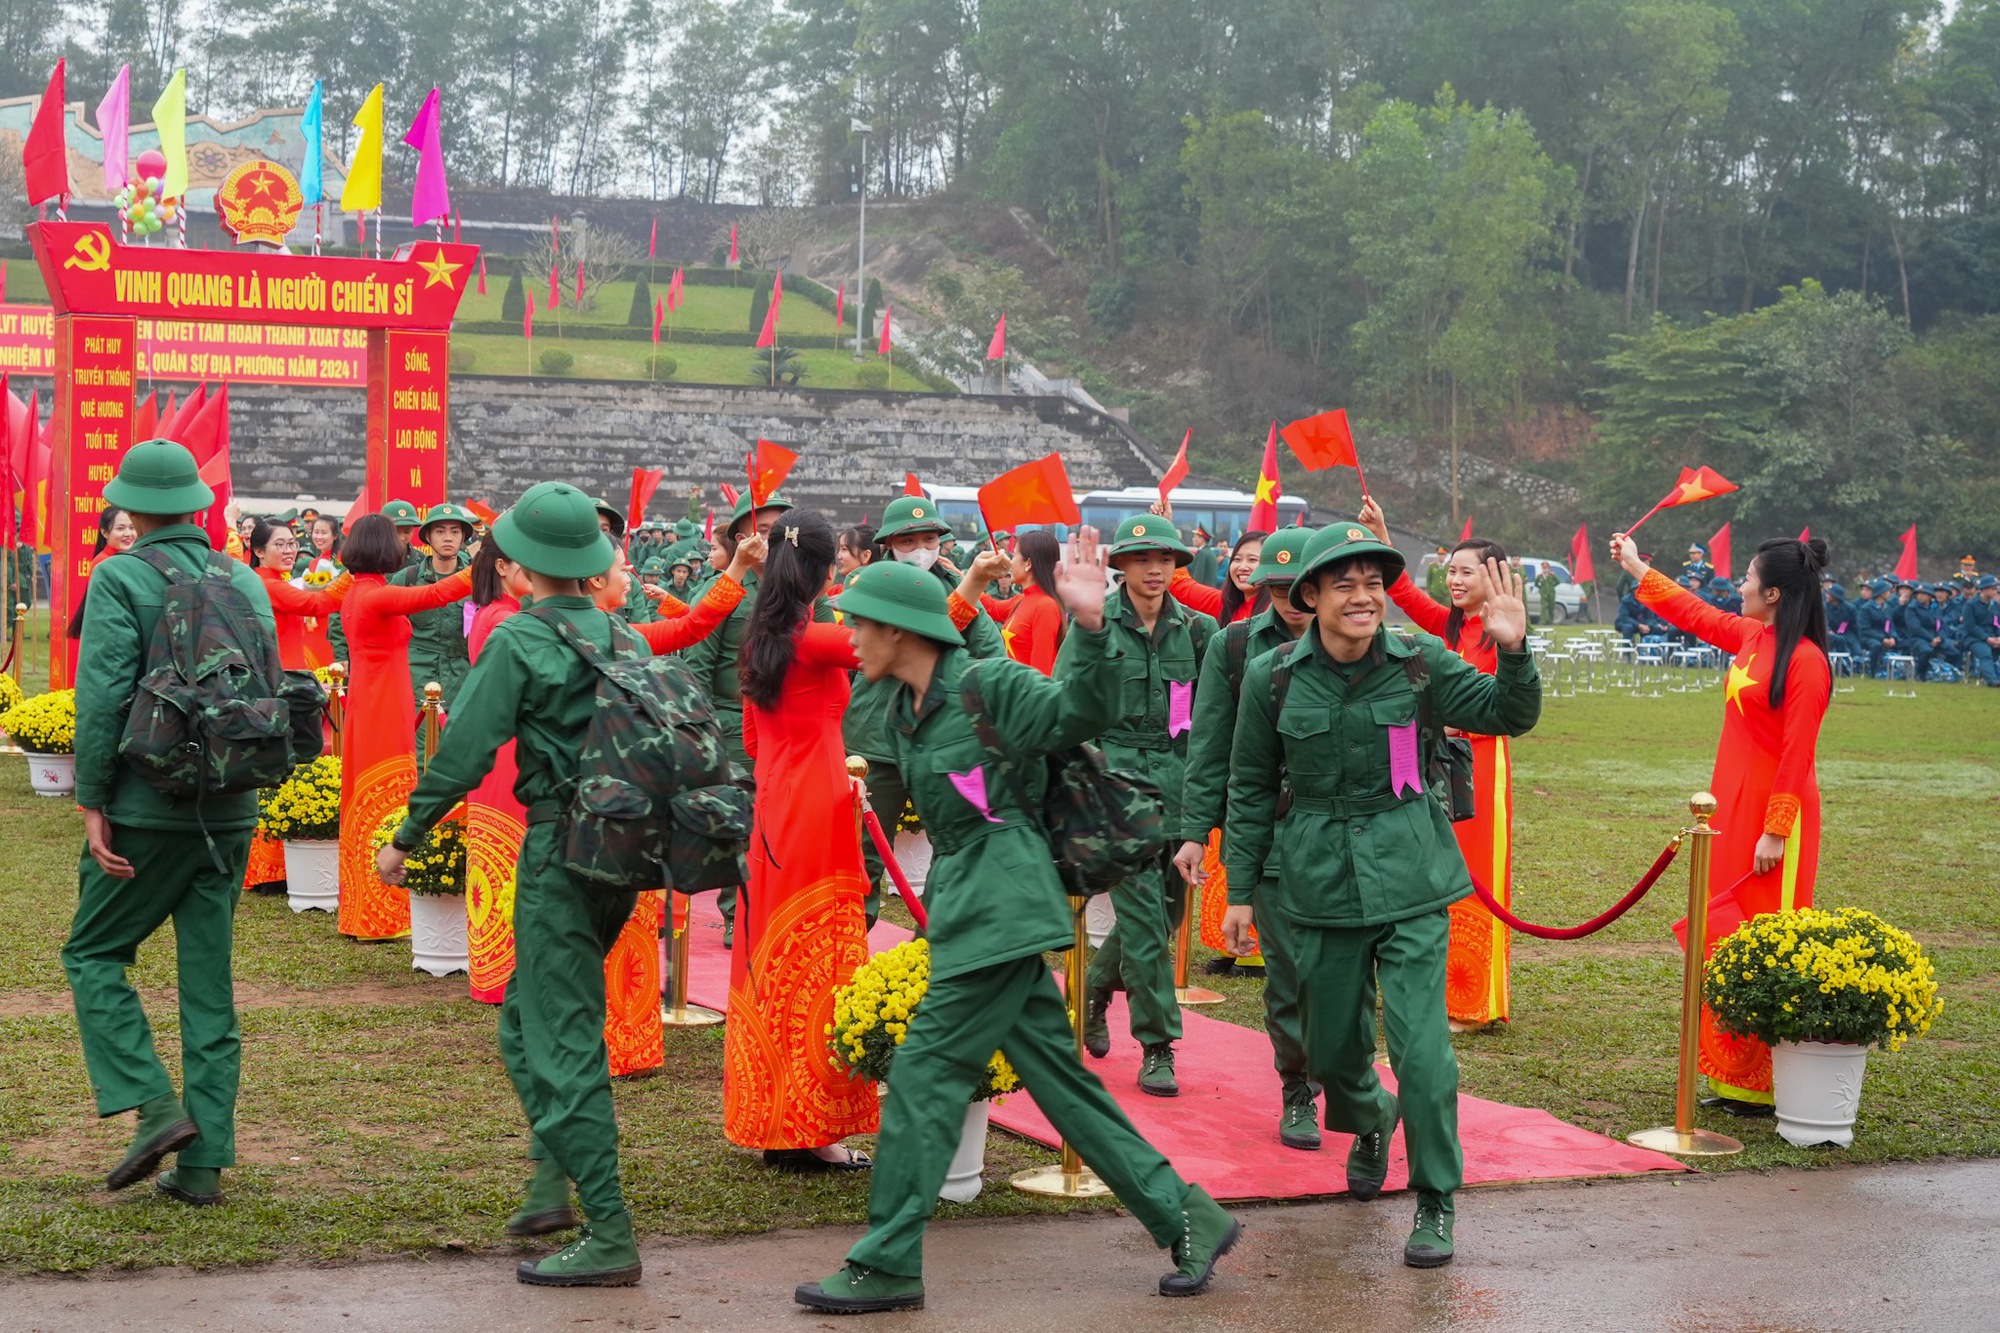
65, 233, 113, 272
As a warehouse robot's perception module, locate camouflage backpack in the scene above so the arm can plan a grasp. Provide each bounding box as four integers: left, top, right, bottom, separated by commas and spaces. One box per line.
527, 604, 750, 894
961, 665, 1166, 897
117, 546, 326, 806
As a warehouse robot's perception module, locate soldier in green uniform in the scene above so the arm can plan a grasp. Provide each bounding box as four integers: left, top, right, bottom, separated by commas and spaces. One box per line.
1074, 515, 1217, 1096
1533, 563, 1561, 625
64, 440, 280, 1207
794, 546, 1242, 1316
391, 501, 476, 712
1188, 526, 1220, 589
681, 490, 814, 945
1172, 525, 1319, 1146
378, 482, 646, 1287
1224, 525, 1540, 1268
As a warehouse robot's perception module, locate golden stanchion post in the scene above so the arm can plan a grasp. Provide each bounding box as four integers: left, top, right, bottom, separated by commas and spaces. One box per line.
1011, 895, 1112, 1198
324, 662, 346, 761
1629, 792, 1743, 1158
661, 890, 724, 1027
17, 601, 32, 690
1174, 877, 1225, 1006
419, 681, 443, 766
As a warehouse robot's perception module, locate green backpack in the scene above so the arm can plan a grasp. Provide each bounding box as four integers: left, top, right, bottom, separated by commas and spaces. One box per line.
528, 605, 751, 894
117, 546, 326, 806
960, 665, 1167, 897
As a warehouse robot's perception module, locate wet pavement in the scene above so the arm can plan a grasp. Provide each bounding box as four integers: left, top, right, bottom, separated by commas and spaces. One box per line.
8, 1159, 1995, 1332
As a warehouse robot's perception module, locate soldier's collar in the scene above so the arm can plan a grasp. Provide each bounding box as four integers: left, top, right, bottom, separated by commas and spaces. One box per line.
1303, 624, 1391, 671
132, 523, 206, 548
898, 648, 964, 731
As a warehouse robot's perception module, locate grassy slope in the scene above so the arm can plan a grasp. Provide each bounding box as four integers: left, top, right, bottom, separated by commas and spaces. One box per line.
0, 636, 1994, 1270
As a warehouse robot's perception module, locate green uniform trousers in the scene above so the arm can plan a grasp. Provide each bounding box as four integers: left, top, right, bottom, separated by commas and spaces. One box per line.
62, 825, 253, 1169
499, 825, 638, 1221
1084, 851, 1183, 1047
847, 953, 1189, 1277
1250, 876, 1310, 1094
1291, 908, 1462, 1195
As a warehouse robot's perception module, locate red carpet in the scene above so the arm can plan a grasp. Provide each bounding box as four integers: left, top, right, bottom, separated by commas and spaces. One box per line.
679, 895, 1689, 1201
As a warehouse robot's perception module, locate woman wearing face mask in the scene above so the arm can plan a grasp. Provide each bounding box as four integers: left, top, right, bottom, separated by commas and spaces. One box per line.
1358, 498, 1517, 1033
1613, 531, 1832, 1115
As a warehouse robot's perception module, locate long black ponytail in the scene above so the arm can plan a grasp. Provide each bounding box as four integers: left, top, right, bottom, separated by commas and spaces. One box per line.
742, 510, 838, 709
1755, 536, 1831, 709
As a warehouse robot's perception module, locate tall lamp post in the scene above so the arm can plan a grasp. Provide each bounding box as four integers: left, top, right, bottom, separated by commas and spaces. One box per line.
852, 117, 871, 359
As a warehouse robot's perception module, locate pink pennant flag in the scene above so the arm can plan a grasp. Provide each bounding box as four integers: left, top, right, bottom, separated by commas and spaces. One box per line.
476, 255, 487, 295
878, 304, 892, 357
835, 282, 845, 330
575, 262, 586, 307
755, 270, 782, 349
1167, 680, 1193, 738
400, 87, 451, 227
1387, 720, 1423, 797
648, 217, 657, 258
97, 65, 132, 194
947, 766, 1003, 823
987, 312, 1006, 361
667, 266, 683, 312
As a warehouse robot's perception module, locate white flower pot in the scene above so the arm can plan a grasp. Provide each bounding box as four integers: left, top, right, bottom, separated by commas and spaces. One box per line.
892, 829, 933, 896
283, 840, 340, 913
939, 1099, 991, 1203
1771, 1040, 1869, 1148
23, 752, 75, 798
409, 892, 470, 977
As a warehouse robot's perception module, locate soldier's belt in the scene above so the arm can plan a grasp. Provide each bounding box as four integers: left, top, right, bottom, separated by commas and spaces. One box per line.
1286, 790, 1419, 819
926, 816, 1032, 857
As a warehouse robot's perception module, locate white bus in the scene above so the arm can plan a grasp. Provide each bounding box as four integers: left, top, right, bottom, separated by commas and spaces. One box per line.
913, 484, 1310, 541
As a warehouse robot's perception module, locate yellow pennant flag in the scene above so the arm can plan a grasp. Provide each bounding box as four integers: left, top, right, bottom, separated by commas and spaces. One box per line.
340, 83, 384, 213
150, 68, 187, 198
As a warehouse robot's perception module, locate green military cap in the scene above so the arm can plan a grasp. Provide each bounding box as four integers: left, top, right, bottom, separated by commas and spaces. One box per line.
1287, 522, 1407, 611
270, 507, 300, 526
1107, 514, 1192, 566
103, 438, 214, 515
836, 561, 964, 645
381, 498, 423, 526
1250, 525, 1317, 586
640, 557, 667, 576
674, 519, 698, 540
587, 496, 628, 540
418, 501, 477, 542
492, 483, 616, 580
876, 494, 953, 542
726, 490, 793, 536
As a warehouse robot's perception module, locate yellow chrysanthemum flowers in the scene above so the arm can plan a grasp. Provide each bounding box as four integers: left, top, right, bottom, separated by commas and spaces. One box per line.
0, 689, 76, 754
1706, 907, 1943, 1053
369, 804, 468, 897
826, 939, 1019, 1101
258, 756, 344, 840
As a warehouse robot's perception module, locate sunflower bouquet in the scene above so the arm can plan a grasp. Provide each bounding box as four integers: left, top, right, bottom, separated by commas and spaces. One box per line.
0, 689, 76, 754
1705, 907, 1943, 1052
827, 938, 1020, 1101
371, 805, 467, 897
259, 756, 342, 841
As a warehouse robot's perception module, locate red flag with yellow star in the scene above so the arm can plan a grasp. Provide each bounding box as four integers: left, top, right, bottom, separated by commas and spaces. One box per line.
748, 440, 797, 508
1625, 465, 1739, 537
1249, 422, 1281, 531
979, 453, 1080, 533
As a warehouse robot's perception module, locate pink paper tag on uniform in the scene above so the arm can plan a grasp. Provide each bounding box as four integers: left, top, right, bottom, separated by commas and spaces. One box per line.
948, 765, 1004, 823
1388, 719, 1423, 797
1168, 680, 1194, 738
463, 602, 478, 637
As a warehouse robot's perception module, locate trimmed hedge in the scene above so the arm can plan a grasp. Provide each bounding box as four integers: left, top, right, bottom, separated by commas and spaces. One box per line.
452, 321, 845, 348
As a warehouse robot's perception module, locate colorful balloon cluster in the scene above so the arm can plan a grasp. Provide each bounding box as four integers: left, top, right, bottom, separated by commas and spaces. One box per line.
114, 148, 177, 236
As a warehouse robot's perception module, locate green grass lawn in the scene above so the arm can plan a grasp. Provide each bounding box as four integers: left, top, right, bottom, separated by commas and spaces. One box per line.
455, 276, 842, 338
451, 333, 926, 390
1, 623, 1995, 1271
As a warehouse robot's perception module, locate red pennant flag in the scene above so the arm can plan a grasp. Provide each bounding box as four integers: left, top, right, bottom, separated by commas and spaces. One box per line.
1249, 422, 1281, 531
703, 508, 714, 541
979, 453, 1081, 534
1459, 515, 1474, 543
1158, 429, 1191, 505
628, 466, 666, 534
668, 266, 683, 312
132, 389, 157, 442
574, 262, 586, 308
24, 60, 70, 206
987, 313, 1006, 361
466, 499, 500, 526
1293, 509, 1307, 527
1798, 525, 1811, 541
1894, 525, 1918, 581
719, 482, 739, 506
878, 304, 892, 358
547, 262, 559, 312
728, 223, 738, 265
26, 398, 51, 550
835, 282, 845, 331
652, 297, 664, 344
904, 472, 924, 497
755, 270, 783, 349
523, 290, 534, 339
1709, 521, 1733, 580
648, 217, 658, 259
748, 439, 797, 508
1624, 465, 1740, 536
1569, 524, 1596, 585
1279, 409, 1365, 494
188, 385, 234, 548
476, 256, 487, 295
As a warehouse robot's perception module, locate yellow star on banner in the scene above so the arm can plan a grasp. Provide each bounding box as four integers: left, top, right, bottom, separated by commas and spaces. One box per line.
418, 250, 463, 289
1724, 660, 1761, 713
1002, 622, 1018, 657
1254, 476, 1277, 504
1676, 479, 1714, 504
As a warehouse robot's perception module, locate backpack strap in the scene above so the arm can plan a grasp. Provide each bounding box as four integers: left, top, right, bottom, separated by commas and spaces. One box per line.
958, 664, 1052, 850
1399, 638, 1447, 763
1223, 620, 1253, 697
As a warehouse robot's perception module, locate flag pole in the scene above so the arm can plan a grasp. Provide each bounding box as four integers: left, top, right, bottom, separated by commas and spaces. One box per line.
1622, 497, 1671, 540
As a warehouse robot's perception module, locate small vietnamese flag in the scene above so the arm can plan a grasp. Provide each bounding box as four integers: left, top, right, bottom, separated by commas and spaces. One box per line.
476, 256, 487, 295
755, 270, 783, 349
1158, 429, 1191, 506
1625, 465, 1739, 536
748, 440, 797, 508
987, 313, 1006, 361
648, 217, 657, 259
1710, 521, 1733, 580
979, 453, 1081, 533
1280, 409, 1366, 495
904, 472, 924, 497
628, 466, 666, 533
652, 297, 664, 344
467, 499, 500, 526
1894, 525, 1918, 581
878, 304, 892, 357
1248, 422, 1281, 532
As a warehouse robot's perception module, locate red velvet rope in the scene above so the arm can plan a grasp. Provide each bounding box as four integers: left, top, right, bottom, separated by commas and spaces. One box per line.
1469, 836, 1682, 940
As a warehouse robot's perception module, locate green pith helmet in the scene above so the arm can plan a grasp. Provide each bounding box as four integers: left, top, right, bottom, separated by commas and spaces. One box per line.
1107, 513, 1193, 567
875, 494, 953, 542
380, 498, 423, 527
269, 508, 300, 527
1250, 526, 1318, 586
492, 483, 616, 580
587, 496, 628, 540
1287, 523, 1407, 611
726, 491, 793, 536
836, 561, 965, 645
418, 502, 477, 543
102, 438, 213, 515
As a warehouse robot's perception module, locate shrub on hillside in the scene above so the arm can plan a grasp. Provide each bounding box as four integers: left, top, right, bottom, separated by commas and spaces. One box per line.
449, 346, 477, 372
538, 348, 576, 376
1087, 274, 1138, 335
853, 362, 890, 389
629, 275, 654, 326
